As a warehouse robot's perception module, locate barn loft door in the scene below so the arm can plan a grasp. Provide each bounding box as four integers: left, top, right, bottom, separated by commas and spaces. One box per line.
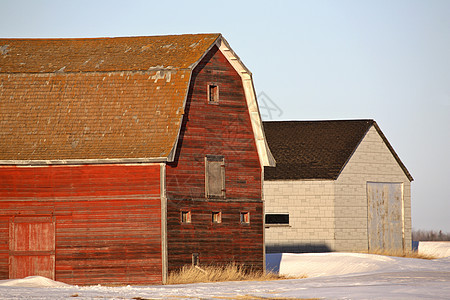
367, 183, 404, 251
205, 155, 225, 198
9, 216, 55, 280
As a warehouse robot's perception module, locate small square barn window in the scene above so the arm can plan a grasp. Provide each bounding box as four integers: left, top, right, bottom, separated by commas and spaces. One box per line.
205, 155, 225, 198
212, 211, 222, 224
208, 83, 219, 103
265, 213, 289, 225
181, 210, 191, 224
240, 212, 250, 224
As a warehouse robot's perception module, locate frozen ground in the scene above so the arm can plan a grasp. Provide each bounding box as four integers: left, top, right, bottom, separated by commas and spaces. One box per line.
419, 241, 450, 258
1, 253, 449, 299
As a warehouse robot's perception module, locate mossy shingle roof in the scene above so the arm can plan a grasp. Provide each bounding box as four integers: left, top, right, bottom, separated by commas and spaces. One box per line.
0, 34, 220, 162
263, 120, 413, 181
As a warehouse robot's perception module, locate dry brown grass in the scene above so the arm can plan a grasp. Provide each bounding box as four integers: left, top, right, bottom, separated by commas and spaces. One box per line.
368, 249, 437, 260
166, 263, 305, 285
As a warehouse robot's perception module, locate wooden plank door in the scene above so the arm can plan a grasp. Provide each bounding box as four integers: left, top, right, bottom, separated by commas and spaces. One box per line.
367, 183, 403, 251
9, 216, 55, 279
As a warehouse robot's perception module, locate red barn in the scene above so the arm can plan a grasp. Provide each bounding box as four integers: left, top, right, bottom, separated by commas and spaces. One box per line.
0, 34, 275, 285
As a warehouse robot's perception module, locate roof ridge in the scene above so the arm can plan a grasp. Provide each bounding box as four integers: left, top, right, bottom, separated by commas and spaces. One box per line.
0, 33, 221, 41
0, 34, 221, 73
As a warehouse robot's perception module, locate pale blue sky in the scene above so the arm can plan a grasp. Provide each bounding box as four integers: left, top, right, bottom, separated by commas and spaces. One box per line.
1, 0, 449, 231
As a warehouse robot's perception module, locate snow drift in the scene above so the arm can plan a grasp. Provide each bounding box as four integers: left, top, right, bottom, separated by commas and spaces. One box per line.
0, 276, 69, 288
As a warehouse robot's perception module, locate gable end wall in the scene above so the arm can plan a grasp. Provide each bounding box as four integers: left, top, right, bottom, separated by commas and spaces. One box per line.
334, 125, 412, 252
165, 46, 263, 271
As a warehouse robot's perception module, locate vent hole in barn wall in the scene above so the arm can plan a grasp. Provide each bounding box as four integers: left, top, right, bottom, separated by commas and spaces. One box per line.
240, 212, 250, 224
212, 211, 222, 224
207, 83, 219, 104
181, 210, 191, 224
192, 253, 199, 266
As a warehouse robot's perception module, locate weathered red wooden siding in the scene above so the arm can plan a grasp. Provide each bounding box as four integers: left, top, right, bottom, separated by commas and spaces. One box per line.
0, 164, 163, 285
0, 216, 8, 279
166, 46, 264, 271
167, 200, 263, 269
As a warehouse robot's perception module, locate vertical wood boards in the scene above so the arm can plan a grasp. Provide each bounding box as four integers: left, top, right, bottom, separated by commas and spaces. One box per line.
367, 182, 404, 251
9, 216, 55, 279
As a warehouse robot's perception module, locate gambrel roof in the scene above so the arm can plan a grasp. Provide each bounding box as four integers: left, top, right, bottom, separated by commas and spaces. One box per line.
263, 120, 413, 181
0, 34, 274, 166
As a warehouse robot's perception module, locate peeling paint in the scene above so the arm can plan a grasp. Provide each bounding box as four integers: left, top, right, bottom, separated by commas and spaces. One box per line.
148, 65, 165, 70
55, 66, 66, 73
151, 70, 172, 83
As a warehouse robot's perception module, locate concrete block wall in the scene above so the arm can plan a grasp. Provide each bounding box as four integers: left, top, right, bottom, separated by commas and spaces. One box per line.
264, 180, 335, 253
334, 125, 412, 252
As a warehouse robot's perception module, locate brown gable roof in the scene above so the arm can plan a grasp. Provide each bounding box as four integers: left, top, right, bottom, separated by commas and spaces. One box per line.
263, 120, 413, 181
0, 34, 220, 163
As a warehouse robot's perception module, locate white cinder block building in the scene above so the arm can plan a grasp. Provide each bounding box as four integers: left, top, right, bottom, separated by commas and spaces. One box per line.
263, 120, 413, 253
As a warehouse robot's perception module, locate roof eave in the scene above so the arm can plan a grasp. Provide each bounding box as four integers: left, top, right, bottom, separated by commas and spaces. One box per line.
167, 34, 276, 167
165, 34, 222, 163
372, 121, 414, 182
218, 37, 276, 167
187, 33, 223, 70
0, 157, 168, 166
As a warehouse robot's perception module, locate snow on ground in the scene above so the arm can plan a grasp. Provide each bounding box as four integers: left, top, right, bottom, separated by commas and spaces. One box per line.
0, 253, 449, 300
419, 241, 450, 258
0, 276, 69, 288
267, 252, 397, 277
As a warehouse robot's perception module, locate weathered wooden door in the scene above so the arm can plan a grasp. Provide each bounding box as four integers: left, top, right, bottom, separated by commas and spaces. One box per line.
9, 216, 55, 279
367, 182, 403, 251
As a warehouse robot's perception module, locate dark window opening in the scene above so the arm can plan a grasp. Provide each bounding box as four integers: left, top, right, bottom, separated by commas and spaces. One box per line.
208, 83, 219, 103
205, 155, 225, 198
192, 253, 199, 266
240, 212, 250, 224
212, 211, 222, 224
265, 213, 289, 225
